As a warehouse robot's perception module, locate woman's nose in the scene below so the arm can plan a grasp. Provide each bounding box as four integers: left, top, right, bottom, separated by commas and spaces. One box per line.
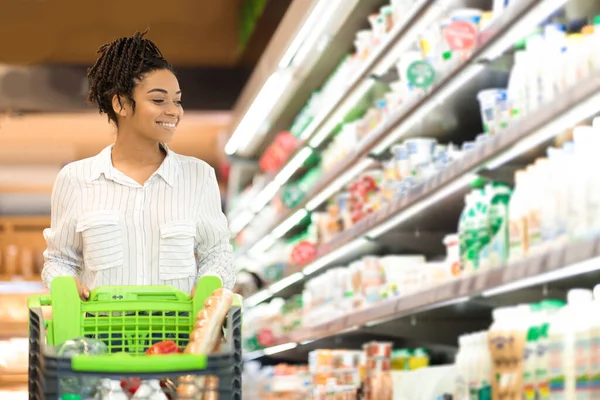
165, 103, 180, 116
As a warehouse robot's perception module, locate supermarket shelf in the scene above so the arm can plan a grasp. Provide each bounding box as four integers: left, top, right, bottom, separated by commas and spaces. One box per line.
242, 66, 600, 308
293, 0, 435, 145
230, 0, 450, 242
236, 0, 564, 256
246, 237, 600, 361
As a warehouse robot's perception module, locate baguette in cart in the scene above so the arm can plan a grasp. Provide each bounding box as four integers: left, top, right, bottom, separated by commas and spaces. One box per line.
28, 276, 243, 399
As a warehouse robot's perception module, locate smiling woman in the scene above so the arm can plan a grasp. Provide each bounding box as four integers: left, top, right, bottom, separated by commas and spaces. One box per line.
40, 31, 235, 300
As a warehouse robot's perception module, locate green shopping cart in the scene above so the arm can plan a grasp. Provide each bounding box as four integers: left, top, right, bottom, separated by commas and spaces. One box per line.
28, 276, 242, 399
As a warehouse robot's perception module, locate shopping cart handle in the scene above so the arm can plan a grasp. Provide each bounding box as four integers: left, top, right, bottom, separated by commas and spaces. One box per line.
89, 285, 191, 302
71, 353, 208, 373
27, 295, 52, 308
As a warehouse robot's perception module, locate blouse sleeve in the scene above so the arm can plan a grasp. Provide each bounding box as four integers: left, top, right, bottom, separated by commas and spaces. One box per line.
41, 165, 83, 289
195, 167, 235, 289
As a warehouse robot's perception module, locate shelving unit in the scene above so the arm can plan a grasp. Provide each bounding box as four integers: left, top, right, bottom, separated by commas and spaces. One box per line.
230, 0, 600, 397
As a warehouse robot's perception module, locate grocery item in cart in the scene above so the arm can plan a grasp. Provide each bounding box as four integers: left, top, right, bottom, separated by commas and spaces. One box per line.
28, 276, 242, 400
57, 337, 108, 398
177, 287, 234, 399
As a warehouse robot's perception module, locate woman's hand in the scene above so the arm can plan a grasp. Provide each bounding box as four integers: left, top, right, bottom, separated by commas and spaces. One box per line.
74, 277, 90, 301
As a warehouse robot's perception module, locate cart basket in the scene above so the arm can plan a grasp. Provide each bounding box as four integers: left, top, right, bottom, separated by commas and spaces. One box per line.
28, 276, 242, 399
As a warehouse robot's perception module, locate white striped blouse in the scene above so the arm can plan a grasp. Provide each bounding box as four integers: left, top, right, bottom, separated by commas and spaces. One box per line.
41, 144, 235, 293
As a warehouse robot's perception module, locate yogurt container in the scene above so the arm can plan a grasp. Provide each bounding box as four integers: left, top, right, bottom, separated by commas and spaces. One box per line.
404, 138, 437, 181
391, 144, 411, 181
477, 88, 508, 134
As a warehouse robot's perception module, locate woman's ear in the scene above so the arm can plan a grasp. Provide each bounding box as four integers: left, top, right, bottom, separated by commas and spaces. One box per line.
112, 94, 128, 118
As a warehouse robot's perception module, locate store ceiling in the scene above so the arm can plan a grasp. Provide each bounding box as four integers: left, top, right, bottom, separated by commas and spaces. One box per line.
1, 0, 242, 67
0, 0, 293, 115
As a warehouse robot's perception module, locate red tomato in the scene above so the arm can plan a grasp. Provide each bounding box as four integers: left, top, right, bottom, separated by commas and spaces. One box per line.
145, 340, 183, 355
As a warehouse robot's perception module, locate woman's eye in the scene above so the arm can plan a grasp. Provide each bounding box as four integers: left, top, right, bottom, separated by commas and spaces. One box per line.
176, 100, 183, 106
152, 99, 164, 104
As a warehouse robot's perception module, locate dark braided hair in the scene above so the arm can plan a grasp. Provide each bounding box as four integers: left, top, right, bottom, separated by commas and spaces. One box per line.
87, 30, 173, 125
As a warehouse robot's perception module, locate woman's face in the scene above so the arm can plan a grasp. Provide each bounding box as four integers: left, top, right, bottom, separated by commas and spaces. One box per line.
120, 69, 184, 143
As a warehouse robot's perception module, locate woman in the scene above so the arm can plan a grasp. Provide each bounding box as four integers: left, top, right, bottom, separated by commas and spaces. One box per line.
41, 31, 235, 300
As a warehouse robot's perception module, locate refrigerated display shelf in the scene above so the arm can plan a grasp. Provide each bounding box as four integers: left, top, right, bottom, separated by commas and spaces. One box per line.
231, 0, 438, 246
243, 66, 600, 307
246, 236, 600, 361
236, 0, 561, 256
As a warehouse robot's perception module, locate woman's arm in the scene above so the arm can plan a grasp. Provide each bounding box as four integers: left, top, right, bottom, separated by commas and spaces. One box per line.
41, 165, 84, 289
195, 167, 235, 289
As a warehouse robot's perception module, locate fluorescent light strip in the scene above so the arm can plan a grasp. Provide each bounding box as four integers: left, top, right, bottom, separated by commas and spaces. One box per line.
372, 65, 484, 156
272, 209, 308, 239
229, 210, 255, 234
248, 234, 276, 258
367, 173, 477, 239
225, 71, 294, 155
279, 1, 333, 69
487, 90, 600, 170
482, 256, 600, 298
252, 181, 282, 213
270, 272, 305, 295
303, 238, 370, 276
306, 158, 374, 211
275, 147, 313, 185
478, 0, 568, 61
245, 289, 273, 308
263, 342, 298, 356
307, 79, 376, 146
292, 0, 345, 68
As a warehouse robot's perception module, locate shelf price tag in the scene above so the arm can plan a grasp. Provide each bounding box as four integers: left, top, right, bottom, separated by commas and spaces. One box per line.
474, 272, 487, 292
407, 61, 436, 89
458, 277, 471, 296
527, 254, 545, 276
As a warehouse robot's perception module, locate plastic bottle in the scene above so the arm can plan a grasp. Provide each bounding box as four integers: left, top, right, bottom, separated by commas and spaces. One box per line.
459, 190, 485, 275
592, 16, 600, 71
478, 331, 493, 400
544, 147, 570, 245
513, 305, 532, 399
489, 308, 512, 400
574, 126, 600, 238
527, 161, 547, 253
524, 303, 543, 400
536, 300, 566, 400
480, 182, 512, 269
569, 129, 598, 240
508, 170, 529, 262
547, 289, 593, 400
591, 285, 600, 399
543, 24, 568, 98
456, 335, 470, 400
488, 183, 512, 268
489, 306, 528, 400
507, 50, 528, 121
467, 334, 480, 400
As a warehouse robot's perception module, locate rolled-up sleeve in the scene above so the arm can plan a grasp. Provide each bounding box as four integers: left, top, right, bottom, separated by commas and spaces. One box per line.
41, 166, 83, 289
195, 167, 235, 289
